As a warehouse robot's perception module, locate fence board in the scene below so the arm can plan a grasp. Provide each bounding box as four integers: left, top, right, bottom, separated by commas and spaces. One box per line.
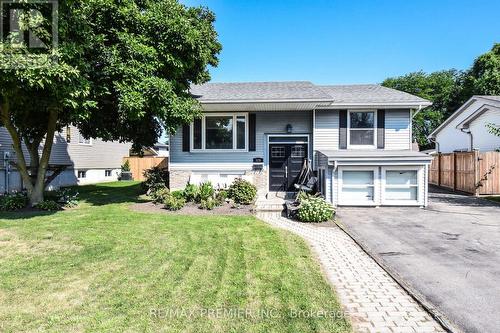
429, 156, 439, 185
439, 153, 455, 190
429, 151, 500, 195
123, 157, 168, 181
454, 152, 476, 193
478, 151, 500, 195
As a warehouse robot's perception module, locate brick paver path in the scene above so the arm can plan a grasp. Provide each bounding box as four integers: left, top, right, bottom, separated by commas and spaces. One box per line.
257, 212, 445, 333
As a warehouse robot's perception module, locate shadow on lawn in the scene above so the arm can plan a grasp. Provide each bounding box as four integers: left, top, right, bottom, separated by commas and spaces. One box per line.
0, 181, 147, 221
76, 181, 147, 206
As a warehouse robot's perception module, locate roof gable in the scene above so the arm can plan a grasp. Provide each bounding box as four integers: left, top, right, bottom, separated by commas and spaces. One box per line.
429, 96, 500, 137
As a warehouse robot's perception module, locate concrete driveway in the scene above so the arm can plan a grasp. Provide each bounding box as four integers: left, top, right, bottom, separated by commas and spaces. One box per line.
337, 187, 500, 333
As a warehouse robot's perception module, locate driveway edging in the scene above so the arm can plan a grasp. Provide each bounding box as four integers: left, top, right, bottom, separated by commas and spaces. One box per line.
335, 219, 462, 333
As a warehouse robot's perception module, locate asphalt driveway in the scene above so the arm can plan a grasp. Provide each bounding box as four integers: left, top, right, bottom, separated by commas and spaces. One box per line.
337, 187, 500, 333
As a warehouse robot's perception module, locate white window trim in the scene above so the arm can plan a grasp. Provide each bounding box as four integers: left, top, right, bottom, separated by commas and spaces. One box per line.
338, 166, 379, 206
381, 166, 422, 206
77, 170, 87, 179
190, 112, 248, 152
347, 110, 377, 149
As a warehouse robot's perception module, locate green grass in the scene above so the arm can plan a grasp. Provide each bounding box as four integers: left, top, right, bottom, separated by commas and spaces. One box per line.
0, 182, 351, 333
485, 196, 500, 203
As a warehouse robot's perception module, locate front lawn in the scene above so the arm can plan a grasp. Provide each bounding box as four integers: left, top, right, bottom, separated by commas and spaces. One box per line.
0, 182, 350, 332
485, 196, 500, 203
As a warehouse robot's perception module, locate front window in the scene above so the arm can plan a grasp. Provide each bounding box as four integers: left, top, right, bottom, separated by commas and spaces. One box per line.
77, 170, 87, 179
349, 111, 375, 146
192, 113, 247, 151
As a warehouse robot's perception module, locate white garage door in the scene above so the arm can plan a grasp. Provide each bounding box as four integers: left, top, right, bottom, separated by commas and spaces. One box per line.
384, 170, 418, 201
341, 170, 375, 203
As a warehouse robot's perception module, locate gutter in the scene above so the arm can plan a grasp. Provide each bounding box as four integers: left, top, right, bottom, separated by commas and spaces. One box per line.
460, 128, 474, 151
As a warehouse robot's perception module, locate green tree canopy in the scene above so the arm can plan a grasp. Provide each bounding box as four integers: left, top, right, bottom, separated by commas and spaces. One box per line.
382, 43, 500, 149
382, 70, 466, 148
0, 0, 221, 205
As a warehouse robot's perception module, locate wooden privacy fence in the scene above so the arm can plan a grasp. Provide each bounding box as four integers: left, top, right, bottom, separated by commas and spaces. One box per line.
123, 156, 168, 181
429, 151, 500, 195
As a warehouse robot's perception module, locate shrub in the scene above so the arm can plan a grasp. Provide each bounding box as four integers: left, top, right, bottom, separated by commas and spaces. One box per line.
197, 182, 214, 202
164, 195, 186, 211
150, 187, 170, 204
142, 166, 169, 193
215, 189, 228, 205
56, 188, 79, 208
298, 197, 334, 223
228, 178, 257, 205
0, 193, 28, 211
199, 197, 218, 210
121, 160, 131, 172
183, 183, 199, 202
171, 190, 185, 200
35, 200, 61, 211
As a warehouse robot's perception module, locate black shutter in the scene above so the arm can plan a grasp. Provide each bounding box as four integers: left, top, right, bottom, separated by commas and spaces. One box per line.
249, 113, 256, 151
339, 110, 347, 149
377, 109, 385, 149
182, 124, 190, 152
193, 118, 202, 149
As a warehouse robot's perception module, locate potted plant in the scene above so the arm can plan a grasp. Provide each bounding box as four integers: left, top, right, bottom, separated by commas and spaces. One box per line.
120, 160, 133, 181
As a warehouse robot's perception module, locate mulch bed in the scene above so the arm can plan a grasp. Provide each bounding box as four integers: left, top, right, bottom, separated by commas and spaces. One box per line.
129, 201, 255, 216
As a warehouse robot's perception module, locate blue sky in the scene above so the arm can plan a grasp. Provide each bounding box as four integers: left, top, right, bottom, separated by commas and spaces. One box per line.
183, 0, 499, 84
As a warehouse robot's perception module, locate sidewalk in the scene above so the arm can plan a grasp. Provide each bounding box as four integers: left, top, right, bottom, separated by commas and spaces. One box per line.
257, 212, 445, 333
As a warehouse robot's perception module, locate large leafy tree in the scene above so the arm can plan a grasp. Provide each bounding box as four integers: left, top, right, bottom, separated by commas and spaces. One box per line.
382, 70, 466, 148
0, 0, 221, 205
382, 43, 500, 149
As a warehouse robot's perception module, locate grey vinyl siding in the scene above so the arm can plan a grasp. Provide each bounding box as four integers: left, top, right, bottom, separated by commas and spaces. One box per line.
314, 110, 339, 150
385, 110, 411, 150
170, 111, 312, 166
0, 126, 130, 170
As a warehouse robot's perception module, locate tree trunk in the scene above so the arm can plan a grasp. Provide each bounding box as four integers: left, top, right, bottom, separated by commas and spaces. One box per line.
29, 185, 45, 207
30, 107, 59, 206
1, 98, 59, 206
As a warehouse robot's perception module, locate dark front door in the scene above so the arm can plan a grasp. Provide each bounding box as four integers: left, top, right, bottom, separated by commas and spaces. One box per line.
269, 144, 308, 191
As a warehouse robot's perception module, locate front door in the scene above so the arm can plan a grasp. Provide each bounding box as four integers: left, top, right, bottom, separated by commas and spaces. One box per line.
269, 144, 308, 191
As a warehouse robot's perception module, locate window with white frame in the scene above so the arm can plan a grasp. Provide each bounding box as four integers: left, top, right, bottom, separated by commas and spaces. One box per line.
77, 170, 87, 179
192, 113, 248, 151
341, 170, 375, 202
78, 133, 92, 145
105, 169, 112, 177
385, 170, 418, 201
349, 111, 375, 146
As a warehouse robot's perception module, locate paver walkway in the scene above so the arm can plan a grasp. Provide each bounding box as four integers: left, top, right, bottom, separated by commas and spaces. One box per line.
257, 212, 445, 333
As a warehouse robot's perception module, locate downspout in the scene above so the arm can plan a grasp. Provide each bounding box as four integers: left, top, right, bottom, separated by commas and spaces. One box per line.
429, 137, 440, 153
460, 128, 473, 151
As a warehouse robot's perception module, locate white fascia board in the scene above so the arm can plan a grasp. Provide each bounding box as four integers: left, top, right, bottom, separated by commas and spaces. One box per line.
428, 97, 478, 138
169, 163, 254, 171
328, 159, 432, 166
316, 102, 432, 109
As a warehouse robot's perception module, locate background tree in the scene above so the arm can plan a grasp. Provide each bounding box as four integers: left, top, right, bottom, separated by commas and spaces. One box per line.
382, 43, 500, 150
382, 70, 466, 149
0, 0, 221, 205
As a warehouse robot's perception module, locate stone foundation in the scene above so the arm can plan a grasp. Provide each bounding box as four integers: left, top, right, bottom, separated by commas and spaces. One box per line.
245, 168, 268, 194
169, 170, 191, 190
169, 168, 269, 192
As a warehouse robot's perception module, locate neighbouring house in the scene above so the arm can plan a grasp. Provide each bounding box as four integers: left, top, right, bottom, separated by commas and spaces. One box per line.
169, 81, 434, 207
428, 96, 500, 153
0, 125, 131, 193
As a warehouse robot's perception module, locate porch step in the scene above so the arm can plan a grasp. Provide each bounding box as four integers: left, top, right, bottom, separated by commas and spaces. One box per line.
255, 192, 287, 212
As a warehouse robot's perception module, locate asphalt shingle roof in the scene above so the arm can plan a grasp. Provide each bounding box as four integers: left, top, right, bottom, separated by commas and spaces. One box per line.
318, 84, 430, 104
189, 81, 430, 105
190, 81, 332, 102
